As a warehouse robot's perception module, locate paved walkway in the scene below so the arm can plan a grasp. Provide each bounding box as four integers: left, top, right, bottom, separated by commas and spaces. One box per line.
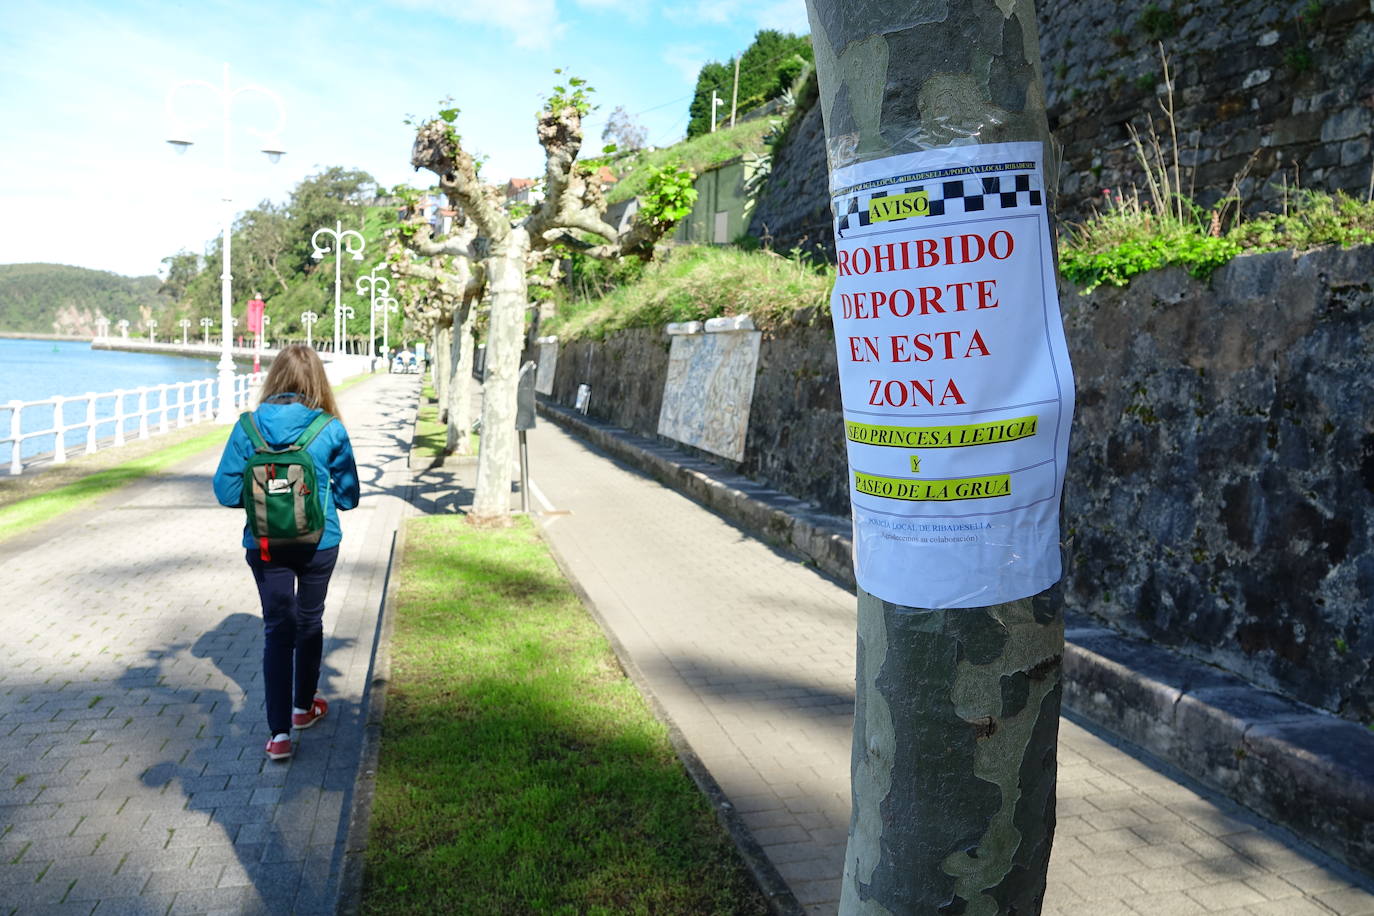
0, 372, 416, 916
501, 419, 1374, 916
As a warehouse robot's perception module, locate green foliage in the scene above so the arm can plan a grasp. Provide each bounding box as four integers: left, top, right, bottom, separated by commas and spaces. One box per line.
686, 30, 812, 138
543, 245, 833, 341
1138, 4, 1177, 40
1135, 72, 1159, 91
1228, 189, 1374, 250
638, 163, 698, 229
0, 264, 167, 334
164, 168, 385, 337
1284, 47, 1314, 73
1061, 229, 1240, 292
159, 251, 201, 300
605, 118, 773, 205
562, 252, 648, 304
545, 69, 595, 117
1061, 189, 1374, 292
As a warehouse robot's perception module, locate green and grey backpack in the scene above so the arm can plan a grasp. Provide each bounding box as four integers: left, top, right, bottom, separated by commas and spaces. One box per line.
238, 411, 334, 560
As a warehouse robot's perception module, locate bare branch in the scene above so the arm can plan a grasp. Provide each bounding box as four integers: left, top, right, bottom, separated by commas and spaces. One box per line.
411, 120, 509, 242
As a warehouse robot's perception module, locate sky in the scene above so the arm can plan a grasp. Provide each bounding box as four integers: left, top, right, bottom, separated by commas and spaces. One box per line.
0, 0, 809, 279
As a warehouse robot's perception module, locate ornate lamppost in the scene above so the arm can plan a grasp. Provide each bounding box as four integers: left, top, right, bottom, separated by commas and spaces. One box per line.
117, 319, 130, 339
310, 221, 364, 356
336, 305, 356, 354
95, 316, 110, 340
165, 62, 286, 422
301, 310, 318, 348
200, 317, 214, 346
179, 317, 192, 345
377, 296, 399, 358
146, 319, 157, 343
355, 264, 390, 368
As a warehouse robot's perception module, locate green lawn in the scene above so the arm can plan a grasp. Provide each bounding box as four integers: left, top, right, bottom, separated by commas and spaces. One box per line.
362, 516, 770, 915
413, 380, 477, 463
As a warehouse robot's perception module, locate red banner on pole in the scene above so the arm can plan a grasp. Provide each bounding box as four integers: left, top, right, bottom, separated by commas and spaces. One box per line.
246, 298, 265, 334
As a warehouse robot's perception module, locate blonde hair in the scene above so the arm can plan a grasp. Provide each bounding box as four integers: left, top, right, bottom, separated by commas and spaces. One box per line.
259, 344, 341, 418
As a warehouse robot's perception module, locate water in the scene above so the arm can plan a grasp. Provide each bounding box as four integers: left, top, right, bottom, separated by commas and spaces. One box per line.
0, 338, 242, 465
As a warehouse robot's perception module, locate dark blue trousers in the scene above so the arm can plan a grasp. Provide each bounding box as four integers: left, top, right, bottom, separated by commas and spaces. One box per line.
245, 545, 339, 735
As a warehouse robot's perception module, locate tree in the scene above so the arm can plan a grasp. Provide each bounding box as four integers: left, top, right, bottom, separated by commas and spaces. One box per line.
602, 105, 648, 152
386, 191, 484, 457
803, 1, 1067, 913
686, 30, 814, 137
235, 203, 295, 296
406, 75, 693, 524
159, 251, 201, 300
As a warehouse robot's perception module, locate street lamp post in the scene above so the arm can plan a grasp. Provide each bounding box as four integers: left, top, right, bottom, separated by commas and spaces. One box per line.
356, 264, 390, 369
377, 296, 399, 358
166, 62, 286, 422
257, 314, 271, 370
179, 318, 191, 345
226, 317, 238, 348
301, 311, 318, 348
335, 305, 356, 354
310, 221, 364, 356
146, 319, 157, 343
200, 317, 214, 346
117, 319, 130, 339
95, 316, 110, 339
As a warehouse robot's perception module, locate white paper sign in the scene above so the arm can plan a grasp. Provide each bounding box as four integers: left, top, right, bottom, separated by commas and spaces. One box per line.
828, 142, 1074, 609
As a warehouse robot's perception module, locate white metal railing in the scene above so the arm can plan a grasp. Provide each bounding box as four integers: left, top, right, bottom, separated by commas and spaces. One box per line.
1, 372, 264, 476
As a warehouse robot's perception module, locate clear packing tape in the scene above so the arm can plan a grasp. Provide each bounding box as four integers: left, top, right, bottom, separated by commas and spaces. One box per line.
823, 138, 1075, 609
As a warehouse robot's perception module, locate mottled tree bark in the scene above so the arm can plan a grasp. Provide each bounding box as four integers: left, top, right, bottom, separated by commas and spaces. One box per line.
446, 300, 476, 455
802, 2, 1065, 913
409, 97, 687, 524
432, 323, 450, 421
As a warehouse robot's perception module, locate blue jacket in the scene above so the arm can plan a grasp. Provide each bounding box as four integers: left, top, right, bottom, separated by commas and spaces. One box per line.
213, 397, 360, 550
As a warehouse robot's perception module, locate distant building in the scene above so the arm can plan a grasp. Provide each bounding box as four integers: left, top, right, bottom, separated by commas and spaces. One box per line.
504, 177, 542, 206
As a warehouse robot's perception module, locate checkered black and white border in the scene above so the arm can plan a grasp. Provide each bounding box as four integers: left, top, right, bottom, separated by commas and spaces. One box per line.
835, 174, 1043, 237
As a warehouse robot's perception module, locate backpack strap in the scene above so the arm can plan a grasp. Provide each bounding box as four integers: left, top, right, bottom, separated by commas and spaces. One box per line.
291, 412, 335, 451
238, 412, 271, 453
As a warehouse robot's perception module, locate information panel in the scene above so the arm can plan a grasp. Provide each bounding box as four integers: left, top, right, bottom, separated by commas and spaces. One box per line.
828, 141, 1074, 609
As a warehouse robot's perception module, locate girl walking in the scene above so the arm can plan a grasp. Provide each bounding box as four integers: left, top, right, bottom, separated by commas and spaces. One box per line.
214, 345, 360, 761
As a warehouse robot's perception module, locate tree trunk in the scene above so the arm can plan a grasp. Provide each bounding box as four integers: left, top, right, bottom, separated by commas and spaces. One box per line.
470, 227, 530, 522
802, 2, 1067, 913
446, 301, 476, 456
433, 324, 451, 423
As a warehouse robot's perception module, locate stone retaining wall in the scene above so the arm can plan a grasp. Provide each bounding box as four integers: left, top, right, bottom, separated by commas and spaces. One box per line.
541, 244, 1374, 724
749, 0, 1374, 257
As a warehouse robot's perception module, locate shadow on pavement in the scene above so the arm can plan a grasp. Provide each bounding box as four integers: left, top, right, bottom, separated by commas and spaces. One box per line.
118, 612, 357, 913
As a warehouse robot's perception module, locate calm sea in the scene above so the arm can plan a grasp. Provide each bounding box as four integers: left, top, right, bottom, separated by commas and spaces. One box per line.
0, 337, 243, 464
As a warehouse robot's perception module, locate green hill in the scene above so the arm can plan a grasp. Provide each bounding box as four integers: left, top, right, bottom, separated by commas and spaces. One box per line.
0, 263, 170, 336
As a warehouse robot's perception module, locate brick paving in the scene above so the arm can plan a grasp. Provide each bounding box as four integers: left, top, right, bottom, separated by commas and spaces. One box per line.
0, 373, 416, 916
511, 418, 1374, 916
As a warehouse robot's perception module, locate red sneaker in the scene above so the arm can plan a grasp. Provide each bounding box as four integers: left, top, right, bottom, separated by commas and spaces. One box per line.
265, 733, 293, 761
292, 696, 328, 730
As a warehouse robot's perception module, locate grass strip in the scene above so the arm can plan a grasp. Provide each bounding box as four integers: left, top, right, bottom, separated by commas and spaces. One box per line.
0, 425, 232, 542
362, 515, 770, 915
412, 380, 477, 463
0, 371, 380, 542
